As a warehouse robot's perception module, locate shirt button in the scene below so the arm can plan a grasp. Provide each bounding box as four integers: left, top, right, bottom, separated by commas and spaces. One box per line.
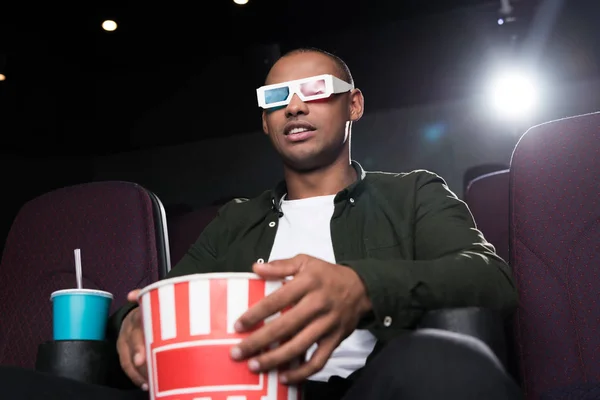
383, 316, 392, 327
349, 198, 355, 204
268, 221, 276, 227
257, 258, 265, 264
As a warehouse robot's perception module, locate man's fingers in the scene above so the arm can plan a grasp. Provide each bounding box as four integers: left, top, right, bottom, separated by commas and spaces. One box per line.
131, 307, 143, 325
125, 361, 147, 388
248, 314, 334, 374
233, 295, 322, 360
130, 322, 147, 357
134, 349, 149, 388
117, 337, 147, 388
117, 307, 148, 389
127, 289, 141, 303
235, 278, 308, 333
252, 256, 304, 280
281, 334, 339, 384
127, 329, 148, 385
133, 341, 146, 367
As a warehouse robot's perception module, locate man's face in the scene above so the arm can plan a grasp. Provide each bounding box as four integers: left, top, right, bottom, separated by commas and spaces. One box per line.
261, 52, 364, 171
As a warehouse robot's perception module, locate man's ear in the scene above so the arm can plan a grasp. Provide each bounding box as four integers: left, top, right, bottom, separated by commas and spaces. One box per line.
349, 88, 364, 122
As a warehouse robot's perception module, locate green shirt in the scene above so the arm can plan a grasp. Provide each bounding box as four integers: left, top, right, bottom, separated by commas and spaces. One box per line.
109, 161, 517, 346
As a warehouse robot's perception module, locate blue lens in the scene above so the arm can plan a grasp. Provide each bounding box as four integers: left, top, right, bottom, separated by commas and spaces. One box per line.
265, 87, 289, 104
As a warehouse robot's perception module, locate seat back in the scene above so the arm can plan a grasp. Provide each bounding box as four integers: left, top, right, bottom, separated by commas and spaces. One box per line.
465, 169, 510, 262
509, 112, 600, 399
0, 181, 170, 369
167, 206, 219, 266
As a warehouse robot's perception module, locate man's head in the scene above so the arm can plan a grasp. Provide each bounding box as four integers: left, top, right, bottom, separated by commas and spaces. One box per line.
259, 48, 364, 172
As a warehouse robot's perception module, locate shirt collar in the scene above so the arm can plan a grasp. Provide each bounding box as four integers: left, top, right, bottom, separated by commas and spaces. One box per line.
270, 160, 367, 214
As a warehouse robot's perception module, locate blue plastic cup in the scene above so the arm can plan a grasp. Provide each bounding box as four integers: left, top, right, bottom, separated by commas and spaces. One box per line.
51, 289, 113, 341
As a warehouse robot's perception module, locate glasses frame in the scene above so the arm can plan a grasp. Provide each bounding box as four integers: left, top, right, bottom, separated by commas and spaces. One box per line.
256, 74, 354, 109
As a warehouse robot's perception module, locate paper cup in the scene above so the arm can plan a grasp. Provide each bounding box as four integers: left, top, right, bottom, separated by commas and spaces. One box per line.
51, 288, 113, 341
138, 272, 302, 400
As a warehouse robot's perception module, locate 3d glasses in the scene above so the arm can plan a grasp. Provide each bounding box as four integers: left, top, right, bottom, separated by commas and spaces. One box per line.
256, 74, 354, 109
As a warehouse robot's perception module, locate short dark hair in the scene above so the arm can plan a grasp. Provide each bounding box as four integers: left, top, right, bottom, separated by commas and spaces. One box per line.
279, 47, 354, 86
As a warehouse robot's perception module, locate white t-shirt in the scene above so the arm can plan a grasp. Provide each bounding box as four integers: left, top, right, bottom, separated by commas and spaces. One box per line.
268, 194, 377, 382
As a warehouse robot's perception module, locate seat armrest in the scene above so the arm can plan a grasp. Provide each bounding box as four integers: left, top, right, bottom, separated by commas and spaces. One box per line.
35, 340, 112, 385
418, 307, 507, 367
35, 340, 137, 390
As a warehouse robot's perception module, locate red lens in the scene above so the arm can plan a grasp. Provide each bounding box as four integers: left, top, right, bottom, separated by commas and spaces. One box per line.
299, 78, 326, 97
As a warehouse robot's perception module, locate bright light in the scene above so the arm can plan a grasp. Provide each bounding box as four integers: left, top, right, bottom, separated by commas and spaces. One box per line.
0, 74, 5, 81
102, 20, 117, 32
490, 72, 537, 119
497, 18, 504, 25
233, 0, 249, 4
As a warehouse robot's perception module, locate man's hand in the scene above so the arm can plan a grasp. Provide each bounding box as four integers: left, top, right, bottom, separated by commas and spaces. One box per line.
229, 254, 372, 384
116, 289, 149, 391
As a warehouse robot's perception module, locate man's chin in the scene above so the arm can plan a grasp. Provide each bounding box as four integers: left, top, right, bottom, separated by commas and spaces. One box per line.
277, 141, 347, 173
281, 154, 324, 173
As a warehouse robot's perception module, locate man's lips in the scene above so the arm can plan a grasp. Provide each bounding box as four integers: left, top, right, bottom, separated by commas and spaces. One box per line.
285, 129, 316, 142
283, 121, 316, 136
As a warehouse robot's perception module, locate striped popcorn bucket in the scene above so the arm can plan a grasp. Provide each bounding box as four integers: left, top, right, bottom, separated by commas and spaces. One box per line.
137, 273, 302, 400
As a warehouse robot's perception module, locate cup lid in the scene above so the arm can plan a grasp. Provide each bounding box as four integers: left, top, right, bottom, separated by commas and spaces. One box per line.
50, 288, 114, 300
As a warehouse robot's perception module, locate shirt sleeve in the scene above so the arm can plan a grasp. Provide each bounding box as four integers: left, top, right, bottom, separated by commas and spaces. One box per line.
340, 171, 518, 339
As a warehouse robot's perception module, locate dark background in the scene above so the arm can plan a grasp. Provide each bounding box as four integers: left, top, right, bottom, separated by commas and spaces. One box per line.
1, 0, 599, 252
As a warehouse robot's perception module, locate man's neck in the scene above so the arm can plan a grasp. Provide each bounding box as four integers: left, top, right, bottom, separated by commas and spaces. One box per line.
283, 158, 357, 200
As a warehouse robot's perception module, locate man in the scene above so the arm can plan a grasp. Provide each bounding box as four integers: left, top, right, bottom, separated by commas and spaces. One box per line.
114, 48, 521, 399
0, 47, 521, 400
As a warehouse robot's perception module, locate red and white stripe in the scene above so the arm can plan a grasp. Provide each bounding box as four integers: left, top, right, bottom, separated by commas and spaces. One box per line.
140, 276, 301, 400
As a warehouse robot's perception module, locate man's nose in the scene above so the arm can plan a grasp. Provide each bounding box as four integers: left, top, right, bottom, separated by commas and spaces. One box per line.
285, 93, 309, 117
